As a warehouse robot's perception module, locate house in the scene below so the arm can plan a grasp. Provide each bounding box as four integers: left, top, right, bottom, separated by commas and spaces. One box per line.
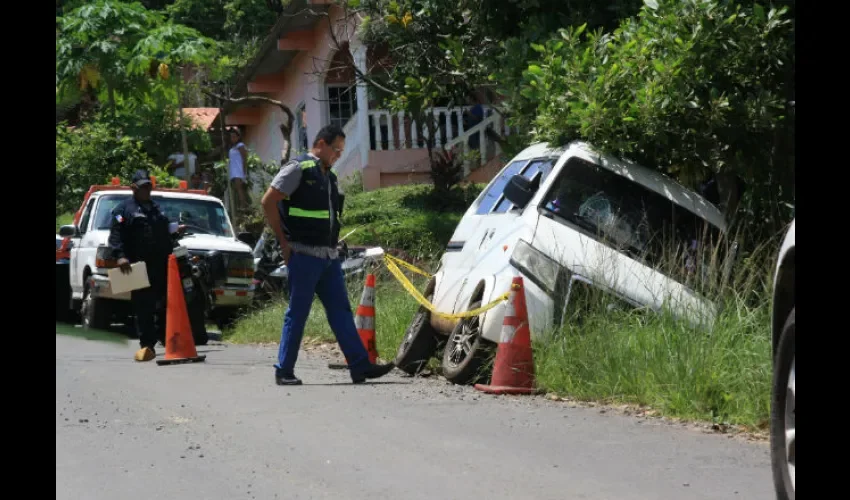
213, 0, 513, 193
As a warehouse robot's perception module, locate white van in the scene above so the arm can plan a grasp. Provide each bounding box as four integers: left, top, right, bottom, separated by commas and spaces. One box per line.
394, 141, 732, 384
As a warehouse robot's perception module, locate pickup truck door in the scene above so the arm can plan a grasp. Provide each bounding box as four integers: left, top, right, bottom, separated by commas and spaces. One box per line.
70, 198, 96, 297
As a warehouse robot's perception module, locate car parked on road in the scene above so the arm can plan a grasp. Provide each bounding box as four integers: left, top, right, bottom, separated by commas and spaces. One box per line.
770, 218, 795, 500
394, 141, 735, 383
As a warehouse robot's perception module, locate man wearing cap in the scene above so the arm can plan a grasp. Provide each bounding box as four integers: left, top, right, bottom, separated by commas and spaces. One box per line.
261, 125, 395, 385
108, 170, 181, 362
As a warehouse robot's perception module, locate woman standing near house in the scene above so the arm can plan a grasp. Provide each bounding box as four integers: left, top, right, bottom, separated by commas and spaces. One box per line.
228, 128, 250, 212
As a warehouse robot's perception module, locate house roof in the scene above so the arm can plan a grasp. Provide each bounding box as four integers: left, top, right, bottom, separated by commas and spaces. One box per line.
228, 0, 330, 107
182, 107, 220, 131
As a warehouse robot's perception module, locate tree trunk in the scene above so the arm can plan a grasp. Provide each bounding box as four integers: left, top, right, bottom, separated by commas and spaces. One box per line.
715, 171, 743, 221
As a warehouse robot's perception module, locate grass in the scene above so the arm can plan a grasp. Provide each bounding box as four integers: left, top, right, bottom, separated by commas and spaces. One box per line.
533, 297, 771, 428
340, 182, 484, 258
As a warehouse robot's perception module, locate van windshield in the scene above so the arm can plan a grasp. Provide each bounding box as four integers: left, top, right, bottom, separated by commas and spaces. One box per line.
94, 194, 233, 237
540, 157, 725, 271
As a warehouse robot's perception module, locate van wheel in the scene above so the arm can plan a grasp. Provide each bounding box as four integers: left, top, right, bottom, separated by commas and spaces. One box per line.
395, 293, 438, 375
81, 279, 112, 331
441, 301, 494, 385
770, 307, 795, 500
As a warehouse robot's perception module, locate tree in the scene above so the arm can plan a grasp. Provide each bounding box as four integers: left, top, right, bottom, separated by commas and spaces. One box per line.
56, 120, 158, 217
307, 0, 639, 192
514, 0, 795, 241
56, 0, 218, 114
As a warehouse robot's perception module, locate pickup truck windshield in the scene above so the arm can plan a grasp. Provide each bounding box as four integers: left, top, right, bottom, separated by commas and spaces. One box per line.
93, 194, 233, 237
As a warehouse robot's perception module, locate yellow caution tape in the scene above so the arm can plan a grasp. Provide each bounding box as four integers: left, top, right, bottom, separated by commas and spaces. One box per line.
383, 254, 511, 320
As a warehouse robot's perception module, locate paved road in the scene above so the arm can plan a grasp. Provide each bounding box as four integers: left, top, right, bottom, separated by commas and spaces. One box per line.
56, 331, 774, 500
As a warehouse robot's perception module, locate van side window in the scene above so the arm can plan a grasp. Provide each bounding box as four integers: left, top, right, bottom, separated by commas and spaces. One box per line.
540, 157, 723, 270
491, 158, 557, 214
475, 160, 528, 215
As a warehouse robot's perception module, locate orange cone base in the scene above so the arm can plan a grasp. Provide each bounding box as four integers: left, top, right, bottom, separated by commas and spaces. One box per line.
156, 355, 206, 366
473, 383, 540, 395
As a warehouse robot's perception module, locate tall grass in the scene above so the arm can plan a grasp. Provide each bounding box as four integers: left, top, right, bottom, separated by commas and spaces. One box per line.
530, 228, 781, 428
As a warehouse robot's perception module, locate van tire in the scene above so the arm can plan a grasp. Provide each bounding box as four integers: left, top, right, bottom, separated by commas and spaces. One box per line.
395, 293, 439, 375
441, 301, 494, 385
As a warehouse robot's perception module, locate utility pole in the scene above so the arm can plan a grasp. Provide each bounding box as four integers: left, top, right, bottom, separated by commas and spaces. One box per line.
177, 66, 193, 183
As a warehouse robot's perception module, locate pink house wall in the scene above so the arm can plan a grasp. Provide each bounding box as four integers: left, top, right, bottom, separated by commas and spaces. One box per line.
244, 5, 353, 169
236, 5, 506, 193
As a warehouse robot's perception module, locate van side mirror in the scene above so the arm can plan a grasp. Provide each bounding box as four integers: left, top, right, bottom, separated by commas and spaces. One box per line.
59, 225, 78, 238
503, 174, 536, 209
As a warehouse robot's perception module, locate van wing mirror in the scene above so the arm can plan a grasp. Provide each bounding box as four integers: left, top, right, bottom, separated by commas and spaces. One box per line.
503, 174, 536, 209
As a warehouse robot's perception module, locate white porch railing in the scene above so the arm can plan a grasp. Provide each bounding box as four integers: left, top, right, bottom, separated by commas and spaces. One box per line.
332, 111, 361, 179
367, 106, 512, 172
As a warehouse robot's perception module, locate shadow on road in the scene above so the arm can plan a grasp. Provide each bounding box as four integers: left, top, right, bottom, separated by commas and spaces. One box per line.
301, 381, 413, 386
56, 321, 224, 345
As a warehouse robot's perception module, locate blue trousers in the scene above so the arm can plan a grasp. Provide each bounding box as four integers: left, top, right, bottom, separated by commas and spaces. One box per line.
275, 252, 371, 376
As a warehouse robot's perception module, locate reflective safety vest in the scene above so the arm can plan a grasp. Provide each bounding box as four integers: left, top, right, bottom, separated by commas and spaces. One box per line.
278, 154, 342, 248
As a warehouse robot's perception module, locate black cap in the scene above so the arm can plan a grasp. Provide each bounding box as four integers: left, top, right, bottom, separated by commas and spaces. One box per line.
131, 170, 152, 186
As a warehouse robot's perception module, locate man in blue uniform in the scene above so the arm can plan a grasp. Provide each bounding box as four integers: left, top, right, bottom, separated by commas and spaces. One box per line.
108, 170, 179, 362
261, 125, 395, 385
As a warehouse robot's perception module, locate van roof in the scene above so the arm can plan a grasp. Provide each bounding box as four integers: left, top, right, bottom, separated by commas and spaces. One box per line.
516, 141, 727, 232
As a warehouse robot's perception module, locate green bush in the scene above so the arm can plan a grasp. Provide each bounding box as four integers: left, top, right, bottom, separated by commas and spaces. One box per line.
56, 120, 157, 217
340, 183, 484, 258
515, 0, 795, 244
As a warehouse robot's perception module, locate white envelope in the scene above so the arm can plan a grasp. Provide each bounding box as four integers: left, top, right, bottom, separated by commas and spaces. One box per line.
108, 261, 151, 295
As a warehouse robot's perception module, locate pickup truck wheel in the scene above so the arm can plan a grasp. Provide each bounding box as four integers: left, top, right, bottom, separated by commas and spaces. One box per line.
81, 279, 112, 331
395, 293, 438, 375
441, 301, 494, 385
215, 310, 240, 331
771, 307, 795, 500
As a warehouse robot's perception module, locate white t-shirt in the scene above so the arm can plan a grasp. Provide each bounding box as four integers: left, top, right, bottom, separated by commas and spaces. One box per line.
228, 142, 246, 180
167, 152, 197, 179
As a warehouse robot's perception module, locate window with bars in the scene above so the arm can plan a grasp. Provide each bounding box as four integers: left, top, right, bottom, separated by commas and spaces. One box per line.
327, 85, 357, 129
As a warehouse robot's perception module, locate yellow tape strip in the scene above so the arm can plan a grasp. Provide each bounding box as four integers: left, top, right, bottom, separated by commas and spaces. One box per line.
382, 254, 510, 320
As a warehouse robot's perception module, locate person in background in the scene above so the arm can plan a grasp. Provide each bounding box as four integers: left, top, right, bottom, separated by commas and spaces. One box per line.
228, 128, 250, 212
189, 171, 204, 190
462, 92, 484, 150
166, 151, 197, 180
260, 125, 395, 385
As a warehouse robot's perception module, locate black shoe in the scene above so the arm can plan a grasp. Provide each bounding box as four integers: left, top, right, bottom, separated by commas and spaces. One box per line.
351, 363, 395, 384
275, 374, 303, 386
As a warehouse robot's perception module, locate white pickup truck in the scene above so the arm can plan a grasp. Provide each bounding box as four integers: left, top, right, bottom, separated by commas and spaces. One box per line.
57, 180, 256, 334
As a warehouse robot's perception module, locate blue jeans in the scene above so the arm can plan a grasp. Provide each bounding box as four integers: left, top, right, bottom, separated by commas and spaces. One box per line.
275, 252, 371, 377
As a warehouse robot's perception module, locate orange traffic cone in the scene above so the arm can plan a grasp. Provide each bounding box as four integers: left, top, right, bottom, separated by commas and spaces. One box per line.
156, 254, 206, 366
474, 276, 538, 395
355, 273, 379, 363
328, 273, 379, 369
